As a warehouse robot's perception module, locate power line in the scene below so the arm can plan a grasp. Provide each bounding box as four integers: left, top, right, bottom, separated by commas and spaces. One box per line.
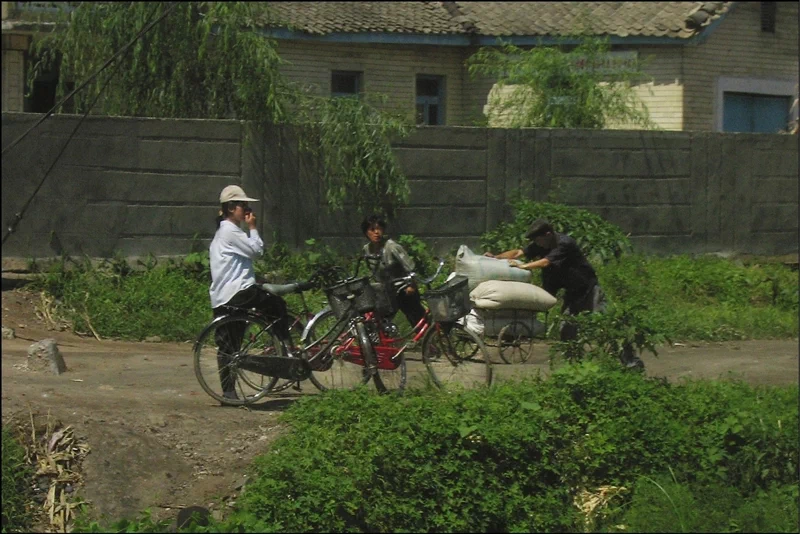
1, 2, 180, 157
3, 2, 179, 244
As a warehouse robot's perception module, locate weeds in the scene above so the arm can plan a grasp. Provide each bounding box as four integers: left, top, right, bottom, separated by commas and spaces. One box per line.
2, 427, 33, 532
212, 367, 798, 532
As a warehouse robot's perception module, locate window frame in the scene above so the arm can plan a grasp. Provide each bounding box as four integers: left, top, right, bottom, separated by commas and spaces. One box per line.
415, 74, 446, 126
714, 77, 797, 132
330, 70, 363, 98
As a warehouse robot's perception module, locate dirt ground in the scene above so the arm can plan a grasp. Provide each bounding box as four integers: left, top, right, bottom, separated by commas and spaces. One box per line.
1, 287, 798, 528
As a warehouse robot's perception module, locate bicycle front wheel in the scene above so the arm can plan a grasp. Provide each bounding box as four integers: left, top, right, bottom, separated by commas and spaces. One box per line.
421, 322, 493, 389
193, 314, 280, 406
304, 308, 371, 392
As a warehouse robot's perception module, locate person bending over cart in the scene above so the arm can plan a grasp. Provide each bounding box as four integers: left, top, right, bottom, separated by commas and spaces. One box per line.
485, 219, 643, 369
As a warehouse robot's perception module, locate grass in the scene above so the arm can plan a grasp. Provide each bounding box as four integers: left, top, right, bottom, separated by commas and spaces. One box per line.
2, 427, 33, 533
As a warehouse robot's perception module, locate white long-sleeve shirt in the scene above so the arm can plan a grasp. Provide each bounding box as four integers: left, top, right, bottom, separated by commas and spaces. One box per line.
209, 220, 264, 308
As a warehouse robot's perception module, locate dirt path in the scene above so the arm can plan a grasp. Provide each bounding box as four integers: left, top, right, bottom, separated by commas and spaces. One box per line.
1, 288, 798, 526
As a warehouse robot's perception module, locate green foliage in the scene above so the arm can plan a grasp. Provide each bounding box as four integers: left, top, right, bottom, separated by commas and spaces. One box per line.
395, 234, 441, 281
214, 367, 797, 532
466, 36, 655, 129
29, 2, 412, 216
297, 95, 412, 216
27, 254, 211, 342
71, 507, 173, 533
610, 477, 799, 533
2, 427, 32, 533
550, 302, 670, 363
480, 198, 632, 264
597, 254, 799, 341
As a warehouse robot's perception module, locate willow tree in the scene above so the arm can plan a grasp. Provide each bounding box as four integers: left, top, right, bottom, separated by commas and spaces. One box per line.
28, 1, 410, 215
466, 36, 655, 129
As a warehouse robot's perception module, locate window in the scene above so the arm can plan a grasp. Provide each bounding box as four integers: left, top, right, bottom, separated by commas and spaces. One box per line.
331, 71, 362, 98
722, 92, 790, 133
416, 75, 445, 125
760, 2, 776, 33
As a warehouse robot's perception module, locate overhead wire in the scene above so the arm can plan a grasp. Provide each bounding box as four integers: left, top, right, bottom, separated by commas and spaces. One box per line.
1, 1, 179, 157
2, 2, 180, 245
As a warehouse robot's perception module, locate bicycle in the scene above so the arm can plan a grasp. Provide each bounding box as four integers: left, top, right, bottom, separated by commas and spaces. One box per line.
302, 260, 493, 392
193, 266, 385, 406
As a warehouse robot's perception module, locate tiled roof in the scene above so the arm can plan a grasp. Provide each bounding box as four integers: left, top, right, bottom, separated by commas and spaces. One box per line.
261, 2, 466, 35
261, 1, 733, 39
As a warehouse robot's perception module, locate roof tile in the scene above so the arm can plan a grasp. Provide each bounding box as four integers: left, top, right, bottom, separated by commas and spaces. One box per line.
261, 1, 733, 39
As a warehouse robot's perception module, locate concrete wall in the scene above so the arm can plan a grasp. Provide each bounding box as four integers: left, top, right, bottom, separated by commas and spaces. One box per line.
2, 112, 797, 261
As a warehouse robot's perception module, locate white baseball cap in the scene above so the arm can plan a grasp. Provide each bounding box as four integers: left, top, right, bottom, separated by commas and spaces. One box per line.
219, 185, 259, 203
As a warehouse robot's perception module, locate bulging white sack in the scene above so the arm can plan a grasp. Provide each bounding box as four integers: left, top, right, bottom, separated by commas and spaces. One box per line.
470, 280, 557, 311
455, 245, 531, 290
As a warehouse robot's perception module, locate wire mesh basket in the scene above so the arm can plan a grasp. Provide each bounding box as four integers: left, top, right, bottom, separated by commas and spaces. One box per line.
325, 277, 378, 319
425, 275, 470, 323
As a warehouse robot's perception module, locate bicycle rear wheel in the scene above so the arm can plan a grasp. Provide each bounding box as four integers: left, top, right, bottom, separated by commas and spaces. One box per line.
364, 320, 407, 394
303, 308, 371, 392
421, 322, 493, 389
193, 314, 280, 406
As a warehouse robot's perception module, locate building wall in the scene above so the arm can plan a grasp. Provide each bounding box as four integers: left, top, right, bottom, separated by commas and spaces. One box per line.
2, 113, 797, 261
275, 39, 471, 126
683, 1, 799, 132
1, 34, 28, 112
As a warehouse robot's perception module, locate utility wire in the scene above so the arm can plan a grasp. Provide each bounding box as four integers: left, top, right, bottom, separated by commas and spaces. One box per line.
3, 2, 177, 244
1, 1, 179, 157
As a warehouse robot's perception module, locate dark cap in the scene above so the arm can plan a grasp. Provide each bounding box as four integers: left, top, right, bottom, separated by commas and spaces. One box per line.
525, 219, 553, 240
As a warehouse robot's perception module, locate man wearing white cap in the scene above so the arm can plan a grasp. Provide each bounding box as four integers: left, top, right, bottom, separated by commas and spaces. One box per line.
209, 185, 292, 400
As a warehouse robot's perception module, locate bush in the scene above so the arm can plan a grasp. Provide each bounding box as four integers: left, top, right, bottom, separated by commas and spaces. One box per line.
597, 255, 799, 340
2, 427, 32, 532
480, 199, 632, 264
220, 366, 798, 532
608, 477, 799, 533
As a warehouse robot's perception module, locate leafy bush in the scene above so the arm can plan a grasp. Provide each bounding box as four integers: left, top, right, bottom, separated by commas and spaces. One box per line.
608, 476, 799, 533
218, 367, 798, 532
480, 199, 632, 264
597, 255, 799, 340
2, 427, 32, 532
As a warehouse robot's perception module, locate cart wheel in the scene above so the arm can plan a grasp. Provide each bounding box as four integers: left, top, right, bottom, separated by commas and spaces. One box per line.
498, 321, 534, 364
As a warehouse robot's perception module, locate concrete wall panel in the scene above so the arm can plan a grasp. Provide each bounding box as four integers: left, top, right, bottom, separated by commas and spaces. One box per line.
2, 113, 797, 260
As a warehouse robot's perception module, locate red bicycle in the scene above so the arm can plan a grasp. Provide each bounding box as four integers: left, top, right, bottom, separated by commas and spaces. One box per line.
301, 260, 493, 392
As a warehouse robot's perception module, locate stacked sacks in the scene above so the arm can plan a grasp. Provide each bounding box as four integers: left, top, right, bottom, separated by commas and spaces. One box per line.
455, 245, 531, 290
467, 281, 558, 338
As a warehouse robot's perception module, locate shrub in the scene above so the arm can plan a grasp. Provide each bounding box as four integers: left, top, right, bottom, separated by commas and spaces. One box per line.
2, 427, 32, 532
221, 366, 798, 532
480, 199, 632, 264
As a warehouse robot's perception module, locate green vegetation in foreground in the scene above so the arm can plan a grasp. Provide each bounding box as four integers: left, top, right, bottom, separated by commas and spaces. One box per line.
2, 427, 33, 533
75, 365, 798, 532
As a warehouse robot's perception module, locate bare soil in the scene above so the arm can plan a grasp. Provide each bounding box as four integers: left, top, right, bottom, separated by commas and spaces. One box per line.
1, 287, 798, 528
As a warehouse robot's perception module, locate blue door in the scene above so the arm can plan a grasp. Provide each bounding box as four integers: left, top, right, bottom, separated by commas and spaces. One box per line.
723, 92, 790, 133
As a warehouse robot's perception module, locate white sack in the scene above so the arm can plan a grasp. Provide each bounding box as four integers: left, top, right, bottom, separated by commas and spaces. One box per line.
458, 309, 485, 337
455, 245, 531, 290
470, 280, 557, 312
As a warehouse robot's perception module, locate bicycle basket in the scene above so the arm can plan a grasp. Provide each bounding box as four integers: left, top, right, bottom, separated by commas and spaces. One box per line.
371, 282, 398, 317
325, 277, 377, 319
425, 275, 470, 323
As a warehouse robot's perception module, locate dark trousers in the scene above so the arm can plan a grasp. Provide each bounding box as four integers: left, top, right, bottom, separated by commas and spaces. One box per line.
560, 284, 641, 367
396, 288, 427, 329
212, 285, 291, 394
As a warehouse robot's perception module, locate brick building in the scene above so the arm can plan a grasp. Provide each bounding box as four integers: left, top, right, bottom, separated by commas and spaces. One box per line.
2, 1, 798, 132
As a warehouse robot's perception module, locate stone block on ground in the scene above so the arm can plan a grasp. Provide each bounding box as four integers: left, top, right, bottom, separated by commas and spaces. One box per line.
27, 338, 67, 375
2, 326, 15, 339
